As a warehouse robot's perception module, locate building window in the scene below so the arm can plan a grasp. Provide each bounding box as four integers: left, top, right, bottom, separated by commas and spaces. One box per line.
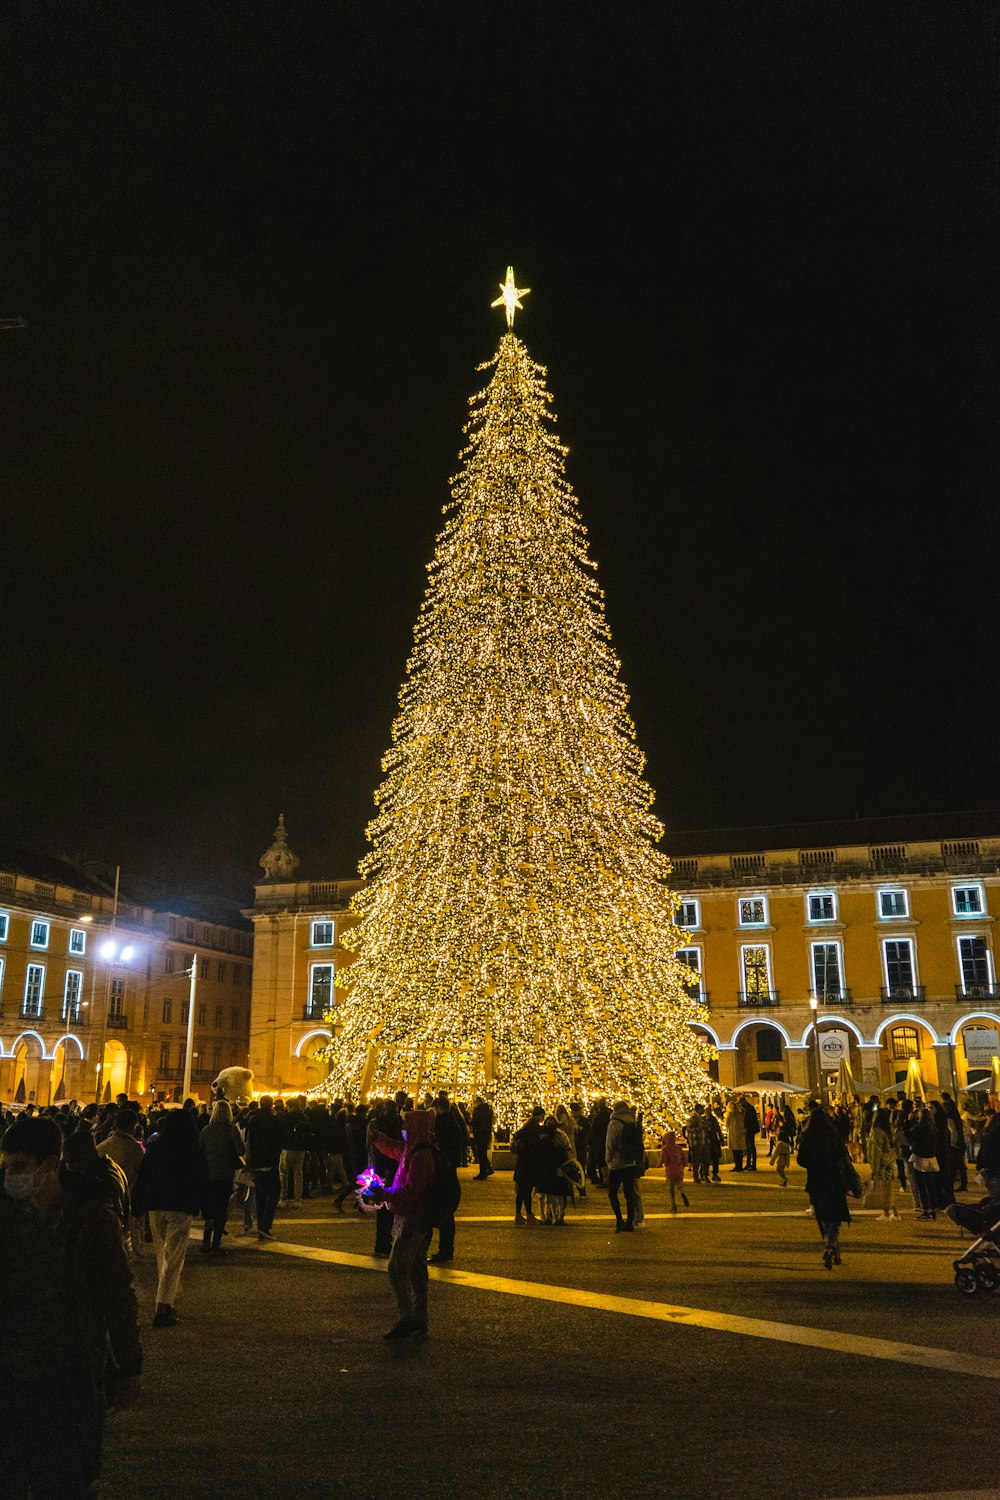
676, 900, 700, 929
890, 1025, 920, 1062
311, 920, 335, 948
30, 920, 50, 950
810, 941, 843, 999
308, 963, 334, 1018
214, 1005, 223, 1029
198, 1003, 207, 1026
883, 939, 917, 998
878, 889, 908, 919
676, 947, 702, 998
69, 928, 87, 955
958, 936, 993, 997
953, 884, 985, 917
199, 959, 209, 980
181, 1002, 190, 1025
165, 951, 175, 974
23, 963, 44, 1017
230, 1005, 240, 1030
738, 897, 768, 927
232, 966, 242, 986
63, 969, 83, 1021
159, 1042, 171, 1072
0, 912, 8, 942
162, 998, 173, 1024
756, 1028, 784, 1063
216, 961, 226, 982
109, 977, 125, 1017
0, 956, 4, 1000
807, 892, 836, 923
185, 921, 195, 940
211, 1045, 222, 1075
740, 945, 772, 1004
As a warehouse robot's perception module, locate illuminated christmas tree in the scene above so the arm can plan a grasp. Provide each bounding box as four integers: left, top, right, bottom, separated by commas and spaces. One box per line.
325, 269, 710, 1125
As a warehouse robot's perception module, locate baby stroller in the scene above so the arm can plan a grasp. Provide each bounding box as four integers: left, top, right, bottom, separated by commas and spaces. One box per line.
947, 1195, 1000, 1296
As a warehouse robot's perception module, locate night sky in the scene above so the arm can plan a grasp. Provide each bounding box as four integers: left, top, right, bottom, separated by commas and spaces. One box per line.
3, 4, 998, 904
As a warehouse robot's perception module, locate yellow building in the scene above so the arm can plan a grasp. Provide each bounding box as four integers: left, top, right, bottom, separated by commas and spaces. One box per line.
245, 812, 1000, 1101
668, 812, 1000, 1097
0, 848, 252, 1105
244, 817, 362, 1094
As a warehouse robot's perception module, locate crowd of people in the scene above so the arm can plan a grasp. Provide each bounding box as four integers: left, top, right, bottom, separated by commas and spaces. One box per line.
2, 1082, 998, 1492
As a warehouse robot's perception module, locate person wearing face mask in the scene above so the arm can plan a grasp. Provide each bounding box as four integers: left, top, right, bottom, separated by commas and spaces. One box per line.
0, 1113, 142, 1500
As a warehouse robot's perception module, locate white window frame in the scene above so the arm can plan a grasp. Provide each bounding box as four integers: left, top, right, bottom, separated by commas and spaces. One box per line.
740, 942, 773, 1000
63, 968, 84, 1020
68, 927, 87, 955
952, 883, 986, 917
806, 890, 837, 923
676, 898, 700, 930
956, 934, 994, 995
810, 939, 844, 999
311, 919, 335, 948
738, 895, 769, 928
30, 919, 50, 950
0, 955, 4, 999
877, 888, 909, 920
308, 961, 334, 1016
881, 936, 918, 995
23, 963, 45, 1015
0, 912, 8, 942
676, 946, 704, 997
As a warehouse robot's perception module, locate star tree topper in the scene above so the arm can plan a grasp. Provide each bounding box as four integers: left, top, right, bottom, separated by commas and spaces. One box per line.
491, 265, 530, 327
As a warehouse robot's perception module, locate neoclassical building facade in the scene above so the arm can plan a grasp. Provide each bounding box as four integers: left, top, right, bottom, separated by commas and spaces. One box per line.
245, 811, 1000, 1101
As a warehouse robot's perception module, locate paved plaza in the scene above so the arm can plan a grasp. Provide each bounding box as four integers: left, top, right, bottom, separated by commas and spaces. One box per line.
103, 1167, 1000, 1500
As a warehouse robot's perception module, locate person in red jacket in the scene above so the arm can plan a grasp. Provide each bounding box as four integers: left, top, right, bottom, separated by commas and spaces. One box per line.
366, 1108, 437, 1340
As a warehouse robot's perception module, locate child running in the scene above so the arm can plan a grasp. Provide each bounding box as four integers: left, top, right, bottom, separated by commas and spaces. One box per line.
659, 1129, 689, 1212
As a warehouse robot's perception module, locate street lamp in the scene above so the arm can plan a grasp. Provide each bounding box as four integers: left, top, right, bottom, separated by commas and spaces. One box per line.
810, 996, 823, 1101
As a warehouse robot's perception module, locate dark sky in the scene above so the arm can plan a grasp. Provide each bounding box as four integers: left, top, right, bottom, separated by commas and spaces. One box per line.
2, 3, 998, 904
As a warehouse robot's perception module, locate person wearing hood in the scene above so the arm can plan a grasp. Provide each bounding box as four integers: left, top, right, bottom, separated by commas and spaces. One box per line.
0, 1114, 142, 1499
605, 1101, 640, 1232
659, 1129, 689, 1213
367, 1109, 438, 1340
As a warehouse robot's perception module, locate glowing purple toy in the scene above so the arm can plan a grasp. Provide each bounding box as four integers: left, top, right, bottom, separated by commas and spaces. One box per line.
356, 1167, 385, 1195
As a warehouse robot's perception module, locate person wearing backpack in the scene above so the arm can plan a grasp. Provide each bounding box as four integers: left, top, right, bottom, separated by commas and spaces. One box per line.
605, 1100, 641, 1232
366, 1108, 441, 1340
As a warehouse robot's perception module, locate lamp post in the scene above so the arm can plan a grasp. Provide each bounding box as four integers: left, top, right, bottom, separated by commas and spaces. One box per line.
810, 996, 823, 1101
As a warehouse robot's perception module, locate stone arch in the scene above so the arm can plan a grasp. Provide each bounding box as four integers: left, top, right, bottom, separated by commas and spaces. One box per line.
732, 1019, 791, 1086
9, 1031, 47, 1105
100, 1039, 129, 1102
50, 1033, 86, 1103
294, 1028, 333, 1058
800, 1014, 867, 1047
874, 1014, 941, 1090
873, 1013, 941, 1046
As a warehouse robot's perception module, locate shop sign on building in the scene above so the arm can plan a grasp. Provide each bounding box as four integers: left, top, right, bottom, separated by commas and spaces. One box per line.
818, 1029, 851, 1068
964, 1029, 1000, 1067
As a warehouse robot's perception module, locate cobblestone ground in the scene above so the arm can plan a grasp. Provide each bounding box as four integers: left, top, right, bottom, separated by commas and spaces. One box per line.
101, 1166, 1000, 1500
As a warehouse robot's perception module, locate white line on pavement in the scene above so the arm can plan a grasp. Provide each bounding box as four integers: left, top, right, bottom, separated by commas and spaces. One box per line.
256, 1238, 998, 1380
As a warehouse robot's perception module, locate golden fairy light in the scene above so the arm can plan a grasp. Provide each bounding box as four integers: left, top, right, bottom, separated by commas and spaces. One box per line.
320, 272, 710, 1126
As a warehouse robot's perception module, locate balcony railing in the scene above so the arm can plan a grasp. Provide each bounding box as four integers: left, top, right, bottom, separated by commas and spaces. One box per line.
810, 988, 853, 1006
685, 988, 710, 1006
738, 989, 780, 1008
302, 1004, 332, 1022
881, 985, 926, 1004
955, 982, 999, 1001
106, 1014, 129, 1029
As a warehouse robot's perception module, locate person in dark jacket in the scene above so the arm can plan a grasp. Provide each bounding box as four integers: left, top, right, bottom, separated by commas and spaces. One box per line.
904, 1102, 942, 1218
742, 1097, 760, 1170
200, 1099, 245, 1254
132, 1109, 207, 1325
246, 1095, 285, 1237
796, 1102, 860, 1268
367, 1109, 438, 1340
588, 1098, 611, 1185
976, 1112, 1000, 1198
368, 1099, 404, 1258
471, 1095, 495, 1179
280, 1098, 312, 1204
429, 1096, 464, 1262
512, 1106, 545, 1224
1, 1114, 142, 1499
